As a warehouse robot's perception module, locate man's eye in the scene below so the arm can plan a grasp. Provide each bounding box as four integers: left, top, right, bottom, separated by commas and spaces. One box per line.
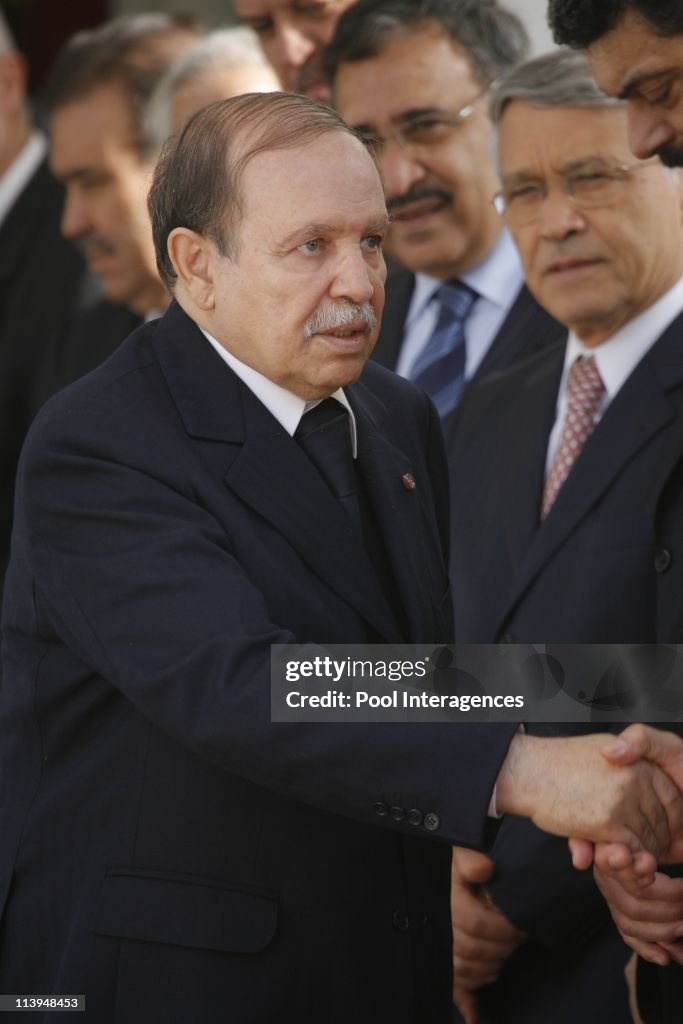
362, 235, 383, 252
507, 185, 543, 204
402, 118, 447, 143
294, 2, 329, 16
298, 239, 321, 254
641, 81, 673, 106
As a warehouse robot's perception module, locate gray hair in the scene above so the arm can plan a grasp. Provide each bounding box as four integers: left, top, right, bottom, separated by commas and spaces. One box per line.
490, 48, 623, 125
145, 27, 272, 150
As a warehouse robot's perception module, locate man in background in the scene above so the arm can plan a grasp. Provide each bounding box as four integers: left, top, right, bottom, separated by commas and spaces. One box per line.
43, 14, 201, 394
0, 7, 84, 585
146, 26, 280, 143
233, 0, 353, 102
447, 48, 683, 1024
325, 0, 565, 420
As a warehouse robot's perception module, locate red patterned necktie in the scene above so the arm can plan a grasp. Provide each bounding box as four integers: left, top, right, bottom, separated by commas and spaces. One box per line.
541, 355, 605, 520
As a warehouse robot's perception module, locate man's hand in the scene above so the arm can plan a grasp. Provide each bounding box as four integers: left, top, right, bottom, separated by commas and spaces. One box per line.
593, 865, 683, 967
569, 726, 683, 872
496, 733, 683, 858
450, 847, 525, 1024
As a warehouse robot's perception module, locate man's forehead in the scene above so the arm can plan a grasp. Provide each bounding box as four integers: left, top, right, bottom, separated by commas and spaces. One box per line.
586, 9, 683, 97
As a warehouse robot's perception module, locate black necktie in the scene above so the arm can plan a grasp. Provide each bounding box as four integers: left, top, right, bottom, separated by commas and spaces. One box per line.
294, 398, 361, 530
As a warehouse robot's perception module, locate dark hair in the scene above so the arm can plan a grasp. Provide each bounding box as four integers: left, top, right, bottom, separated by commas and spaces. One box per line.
148, 91, 367, 291
324, 0, 529, 88
45, 14, 202, 159
548, 0, 683, 49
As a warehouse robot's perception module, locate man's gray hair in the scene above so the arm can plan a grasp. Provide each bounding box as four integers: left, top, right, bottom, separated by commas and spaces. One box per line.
145, 27, 271, 150
489, 48, 623, 125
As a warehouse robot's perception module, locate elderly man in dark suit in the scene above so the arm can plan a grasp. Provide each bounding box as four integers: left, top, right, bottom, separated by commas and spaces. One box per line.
0, 9, 85, 585
325, 0, 566, 420
1, 91, 682, 1024
447, 49, 683, 1024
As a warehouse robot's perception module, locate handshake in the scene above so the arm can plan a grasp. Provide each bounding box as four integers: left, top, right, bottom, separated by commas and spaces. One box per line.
452, 725, 683, 1021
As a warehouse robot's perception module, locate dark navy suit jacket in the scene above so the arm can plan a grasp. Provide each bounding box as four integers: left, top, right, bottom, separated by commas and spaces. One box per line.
448, 315, 683, 1023
0, 303, 516, 1024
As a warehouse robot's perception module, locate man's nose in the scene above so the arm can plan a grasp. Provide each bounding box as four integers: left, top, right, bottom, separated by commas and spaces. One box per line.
60, 187, 90, 240
537, 188, 588, 241
380, 141, 428, 200
273, 20, 316, 81
329, 250, 375, 305
627, 100, 678, 161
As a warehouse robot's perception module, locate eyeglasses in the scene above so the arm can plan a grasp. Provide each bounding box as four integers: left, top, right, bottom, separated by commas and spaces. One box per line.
493, 157, 662, 226
357, 88, 491, 152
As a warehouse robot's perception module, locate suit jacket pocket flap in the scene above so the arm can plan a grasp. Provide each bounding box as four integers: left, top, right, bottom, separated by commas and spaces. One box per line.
93, 868, 278, 954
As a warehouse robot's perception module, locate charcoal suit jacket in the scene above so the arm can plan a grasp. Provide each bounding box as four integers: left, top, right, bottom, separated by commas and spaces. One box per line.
447, 312, 683, 1023
0, 302, 516, 1024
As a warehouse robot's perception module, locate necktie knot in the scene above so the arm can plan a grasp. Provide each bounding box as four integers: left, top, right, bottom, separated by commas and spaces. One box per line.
410, 280, 478, 418
295, 398, 357, 501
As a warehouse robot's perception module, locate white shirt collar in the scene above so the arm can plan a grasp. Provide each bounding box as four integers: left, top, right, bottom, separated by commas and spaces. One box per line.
199, 327, 358, 456
562, 275, 683, 400
406, 228, 524, 326
0, 131, 47, 228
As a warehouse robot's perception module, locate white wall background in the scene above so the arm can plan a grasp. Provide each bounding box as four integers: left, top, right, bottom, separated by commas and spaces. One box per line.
111, 1, 556, 55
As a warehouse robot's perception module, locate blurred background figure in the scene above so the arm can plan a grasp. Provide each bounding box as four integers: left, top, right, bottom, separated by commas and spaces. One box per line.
43, 13, 202, 394
0, 5, 85, 589
232, 0, 354, 102
326, 0, 565, 421
146, 26, 280, 143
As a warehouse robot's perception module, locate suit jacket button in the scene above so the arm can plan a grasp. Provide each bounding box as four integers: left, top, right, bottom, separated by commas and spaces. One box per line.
390, 805, 406, 822
392, 911, 409, 932
373, 801, 389, 817
654, 549, 672, 573
424, 812, 441, 832
407, 809, 423, 827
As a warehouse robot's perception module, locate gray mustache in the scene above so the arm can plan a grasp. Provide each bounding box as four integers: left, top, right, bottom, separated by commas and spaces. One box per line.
304, 300, 376, 338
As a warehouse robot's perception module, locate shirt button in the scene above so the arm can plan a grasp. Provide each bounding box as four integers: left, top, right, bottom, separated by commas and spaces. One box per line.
424, 812, 441, 832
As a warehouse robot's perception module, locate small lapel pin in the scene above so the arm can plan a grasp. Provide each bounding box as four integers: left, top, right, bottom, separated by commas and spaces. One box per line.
402, 472, 416, 491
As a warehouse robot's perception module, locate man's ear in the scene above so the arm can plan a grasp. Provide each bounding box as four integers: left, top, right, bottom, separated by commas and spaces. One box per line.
167, 227, 217, 310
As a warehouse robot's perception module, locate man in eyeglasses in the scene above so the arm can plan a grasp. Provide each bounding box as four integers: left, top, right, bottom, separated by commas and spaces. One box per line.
325, 0, 565, 420
447, 48, 683, 1024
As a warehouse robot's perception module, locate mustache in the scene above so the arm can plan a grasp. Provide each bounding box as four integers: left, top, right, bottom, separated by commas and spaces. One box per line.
386, 186, 451, 213
72, 233, 116, 258
304, 300, 377, 338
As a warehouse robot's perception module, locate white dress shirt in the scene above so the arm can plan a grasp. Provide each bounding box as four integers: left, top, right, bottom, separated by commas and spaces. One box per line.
200, 327, 358, 455
0, 131, 47, 229
545, 275, 683, 473
395, 228, 525, 380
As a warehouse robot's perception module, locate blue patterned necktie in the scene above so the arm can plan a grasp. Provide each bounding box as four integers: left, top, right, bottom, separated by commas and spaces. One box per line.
410, 281, 478, 418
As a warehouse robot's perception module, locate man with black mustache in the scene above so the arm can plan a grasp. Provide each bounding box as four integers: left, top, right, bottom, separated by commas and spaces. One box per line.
326, 0, 566, 419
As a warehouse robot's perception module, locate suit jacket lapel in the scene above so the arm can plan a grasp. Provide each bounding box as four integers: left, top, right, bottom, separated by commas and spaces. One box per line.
471, 284, 566, 384
496, 316, 683, 632
153, 304, 403, 641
